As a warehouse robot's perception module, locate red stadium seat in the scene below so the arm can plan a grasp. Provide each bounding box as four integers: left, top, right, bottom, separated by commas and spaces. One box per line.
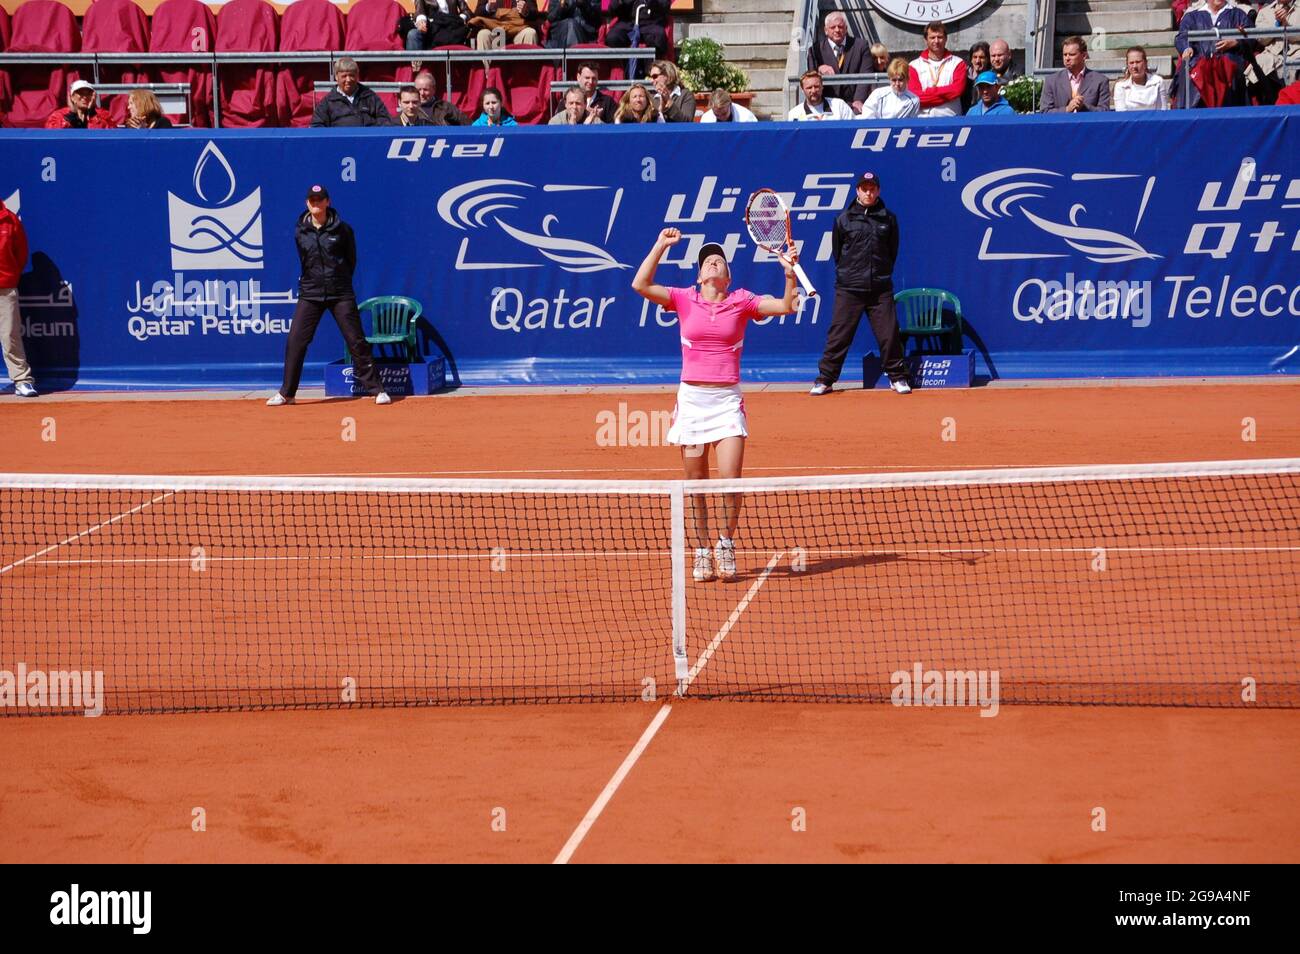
433, 44, 489, 118
276, 0, 345, 128
344, 0, 410, 115
149, 0, 217, 127
0, 7, 11, 124
1, 1, 82, 129
216, 0, 280, 127
492, 44, 555, 125
81, 0, 152, 126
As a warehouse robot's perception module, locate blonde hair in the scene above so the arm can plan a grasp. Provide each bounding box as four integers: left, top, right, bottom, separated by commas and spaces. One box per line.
614, 84, 659, 124
651, 60, 680, 88
886, 57, 909, 81
128, 88, 163, 123
870, 42, 889, 60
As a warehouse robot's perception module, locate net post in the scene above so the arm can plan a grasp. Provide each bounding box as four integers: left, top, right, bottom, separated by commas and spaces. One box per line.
670, 481, 688, 687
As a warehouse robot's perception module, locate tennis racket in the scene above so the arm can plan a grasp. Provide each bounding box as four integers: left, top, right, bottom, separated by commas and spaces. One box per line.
745, 188, 816, 297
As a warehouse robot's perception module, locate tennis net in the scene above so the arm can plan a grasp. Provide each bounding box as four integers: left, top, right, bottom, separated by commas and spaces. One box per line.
2, 459, 1297, 715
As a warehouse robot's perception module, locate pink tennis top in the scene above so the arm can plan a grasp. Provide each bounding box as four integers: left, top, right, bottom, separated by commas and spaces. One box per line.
668, 287, 763, 384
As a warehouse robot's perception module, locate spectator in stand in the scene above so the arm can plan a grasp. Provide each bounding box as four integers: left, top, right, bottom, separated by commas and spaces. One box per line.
0, 196, 37, 398
311, 57, 393, 126
123, 89, 174, 128
1175, 0, 1255, 108
414, 71, 469, 124
605, 1, 671, 62
45, 80, 113, 129
396, 85, 434, 125
1114, 46, 1169, 111
406, 0, 471, 51
649, 61, 695, 123
966, 70, 1014, 115
469, 0, 540, 51
546, 0, 601, 48
472, 86, 517, 125
989, 38, 1021, 83
699, 88, 758, 123
549, 86, 603, 124
961, 41, 990, 113
1277, 74, 1300, 104
908, 21, 967, 116
860, 58, 920, 119
1248, 1, 1298, 104
808, 11, 871, 112
1040, 36, 1111, 112
788, 70, 855, 120
575, 61, 619, 124
614, 83, 661, 123
863, 42, 891, 98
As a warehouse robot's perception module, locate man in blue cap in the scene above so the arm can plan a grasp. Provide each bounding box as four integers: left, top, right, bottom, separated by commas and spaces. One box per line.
967, 70, 1015, 115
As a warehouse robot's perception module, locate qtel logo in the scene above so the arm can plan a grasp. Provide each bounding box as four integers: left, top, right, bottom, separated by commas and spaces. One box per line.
438, 178, 628, 273
167, 142, 263, 270
961, 167, 1161, 264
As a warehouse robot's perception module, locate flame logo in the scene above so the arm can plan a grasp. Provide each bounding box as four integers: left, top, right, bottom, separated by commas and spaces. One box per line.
961, 168, 1160, 264
439, 179, 628, 273
168, 142, 263, 270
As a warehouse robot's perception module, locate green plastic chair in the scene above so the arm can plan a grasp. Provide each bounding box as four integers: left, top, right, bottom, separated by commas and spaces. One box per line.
347, 296, 422, 363
895, 288, 963, 355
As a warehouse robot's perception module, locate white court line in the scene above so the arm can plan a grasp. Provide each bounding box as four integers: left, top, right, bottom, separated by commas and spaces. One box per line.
552, 550, 785, 864
678, 552, 786, 694
25, 544, 1300, 568
552, 704, 674, 865
0, 492, 175, 576
262, 464, 1060, 478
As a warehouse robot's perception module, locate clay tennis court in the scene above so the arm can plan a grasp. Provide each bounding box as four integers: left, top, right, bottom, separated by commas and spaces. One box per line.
2, 380, 1299, 863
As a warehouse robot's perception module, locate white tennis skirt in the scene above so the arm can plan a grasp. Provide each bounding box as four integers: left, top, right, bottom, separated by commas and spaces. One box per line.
665, 382, 748, 446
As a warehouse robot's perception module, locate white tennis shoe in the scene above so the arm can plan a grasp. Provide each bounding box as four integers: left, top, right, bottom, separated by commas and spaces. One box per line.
809, 381, 832, 396
715, 538, 737, 580
375, 392, 392, 405
890, 378, 912, 395
266, 393, 294, 406
693, 547, 715, 582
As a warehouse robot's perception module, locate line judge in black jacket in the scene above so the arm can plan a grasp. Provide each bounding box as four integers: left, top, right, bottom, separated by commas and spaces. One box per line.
268, 186, 390, 406
810, 172, 911, 396
310, 57, 393, 127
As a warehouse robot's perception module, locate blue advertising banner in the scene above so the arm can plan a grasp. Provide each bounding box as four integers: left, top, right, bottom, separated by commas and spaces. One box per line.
1, 110, 1297, 390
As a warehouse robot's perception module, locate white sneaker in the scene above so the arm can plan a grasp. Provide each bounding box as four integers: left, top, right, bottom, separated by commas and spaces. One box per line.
14, 382, 38, 398
692, 547, 715, 582
266, 393, 294, 406
375, 392, 392, 405
715, 538, 737, 580
809, 381, 832, 396
890, 378, 912, 395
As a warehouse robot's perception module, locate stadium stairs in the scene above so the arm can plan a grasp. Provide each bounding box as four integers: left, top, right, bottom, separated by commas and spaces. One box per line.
1055, 0, 1178, 75
679, 0, 798, 120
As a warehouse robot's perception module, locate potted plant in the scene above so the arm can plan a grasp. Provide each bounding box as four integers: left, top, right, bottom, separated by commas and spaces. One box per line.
1002, 76, 1043, 114
677, 36, 753, 116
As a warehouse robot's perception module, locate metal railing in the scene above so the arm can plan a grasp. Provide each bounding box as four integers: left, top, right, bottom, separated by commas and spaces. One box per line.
0, 47, 654, 127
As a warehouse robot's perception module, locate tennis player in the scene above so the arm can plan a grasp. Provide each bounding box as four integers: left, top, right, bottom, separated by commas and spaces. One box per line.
632, 228, 798, 582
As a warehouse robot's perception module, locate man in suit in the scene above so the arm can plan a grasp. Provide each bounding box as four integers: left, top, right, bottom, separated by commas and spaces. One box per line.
1040, 36, 1111, 112
807, 11, 870, 112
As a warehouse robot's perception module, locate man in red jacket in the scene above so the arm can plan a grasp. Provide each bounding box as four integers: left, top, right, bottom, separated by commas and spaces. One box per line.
908, 20, 967, 116
45, 80, 113, 130
0, 199, 37, 397
1277, 77, 1300, 104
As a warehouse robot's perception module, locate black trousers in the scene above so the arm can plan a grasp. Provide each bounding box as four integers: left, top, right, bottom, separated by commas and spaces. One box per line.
603, 22, 669, 60
280, 296, 383, 398
817, 286, 906, 385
